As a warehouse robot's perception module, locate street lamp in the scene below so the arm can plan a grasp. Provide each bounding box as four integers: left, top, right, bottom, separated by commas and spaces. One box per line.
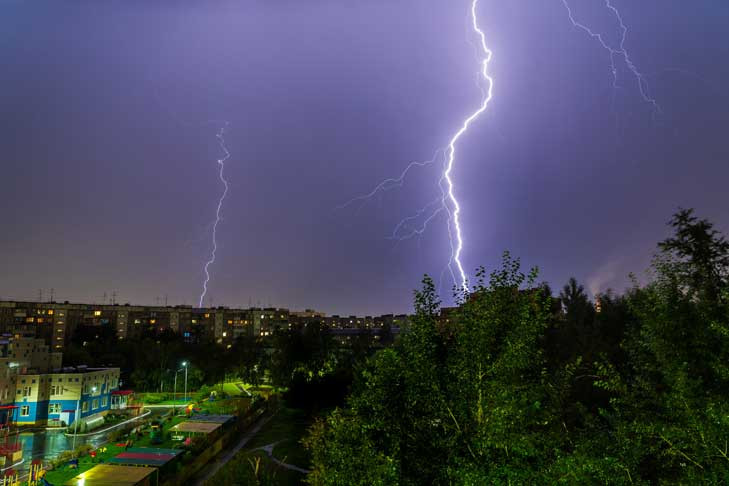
173, 368, 182, 415
181, 361, 188, 404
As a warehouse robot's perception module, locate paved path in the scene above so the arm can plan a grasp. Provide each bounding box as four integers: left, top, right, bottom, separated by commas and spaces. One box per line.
192, 411, 274, 486
257, 442, 310, 474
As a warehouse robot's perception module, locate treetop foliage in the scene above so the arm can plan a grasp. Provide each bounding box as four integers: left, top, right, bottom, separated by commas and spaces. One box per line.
305, 210, 729, 485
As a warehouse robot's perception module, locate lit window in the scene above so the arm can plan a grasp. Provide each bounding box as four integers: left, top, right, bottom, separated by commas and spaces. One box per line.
222, 332, 227, 337
94, 311, 101, 316
204, 313, 210, 318
48, 310, 54, 315
25, 317, 34, 323
37, 318, 44, 323
49, 403, 61, 414
150, 319, 156, 324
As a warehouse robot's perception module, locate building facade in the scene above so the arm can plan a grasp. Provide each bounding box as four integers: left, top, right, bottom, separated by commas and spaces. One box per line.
14, 367, 120, 426
0, 300, 408, 350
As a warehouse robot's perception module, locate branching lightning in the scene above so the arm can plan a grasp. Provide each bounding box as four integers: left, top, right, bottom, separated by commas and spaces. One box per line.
199, 122, 231, 308
338, 0, 493, 294
561, 0, 661, 116
336, 149, 445, 211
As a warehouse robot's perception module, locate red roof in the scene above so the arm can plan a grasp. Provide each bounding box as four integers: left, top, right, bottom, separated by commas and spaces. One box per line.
111, 390, 134, 396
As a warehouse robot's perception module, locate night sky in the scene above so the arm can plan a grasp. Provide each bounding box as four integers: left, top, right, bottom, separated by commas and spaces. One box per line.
1, 0, 728, 315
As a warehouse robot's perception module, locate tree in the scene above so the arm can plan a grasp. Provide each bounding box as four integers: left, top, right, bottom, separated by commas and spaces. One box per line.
658, 207, 729, 304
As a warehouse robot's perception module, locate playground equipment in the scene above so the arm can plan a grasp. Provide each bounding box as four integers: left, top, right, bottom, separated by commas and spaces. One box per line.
27, 460, 45, 486
2, 469, 18, 486
149, 421, 163, 445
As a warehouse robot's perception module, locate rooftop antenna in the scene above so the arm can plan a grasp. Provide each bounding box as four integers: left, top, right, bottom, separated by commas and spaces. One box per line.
111, 292, 117, 305
50, 288, 54, 303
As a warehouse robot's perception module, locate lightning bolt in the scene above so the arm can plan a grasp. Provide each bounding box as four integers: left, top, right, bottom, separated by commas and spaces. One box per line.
337, 0, 493, 294
561, 0, 661, 116
199, 122, 231, 308
336, 149, 445, 212
442, 0, 493, 291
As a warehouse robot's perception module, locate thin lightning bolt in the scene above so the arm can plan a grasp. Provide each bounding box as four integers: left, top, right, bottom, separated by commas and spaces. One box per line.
388, 197, 445, 241
561, 0, 661, 116
336, 149, 444, 211
199, 122, 231, 308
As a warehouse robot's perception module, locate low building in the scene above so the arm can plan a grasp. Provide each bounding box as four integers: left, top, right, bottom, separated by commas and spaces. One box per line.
14, 367, 120, 427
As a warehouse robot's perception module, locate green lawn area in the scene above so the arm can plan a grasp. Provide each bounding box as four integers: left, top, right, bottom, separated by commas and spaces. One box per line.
222, 381, 250, 397
246, 407, 312, 470
45, 443, 127, 484
204, 406, 312, 485
197, 396, 252, 415
206, 450, 304, 486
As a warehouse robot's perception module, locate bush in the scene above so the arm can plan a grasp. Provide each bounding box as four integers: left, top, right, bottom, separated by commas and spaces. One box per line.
142, 393, 167, 404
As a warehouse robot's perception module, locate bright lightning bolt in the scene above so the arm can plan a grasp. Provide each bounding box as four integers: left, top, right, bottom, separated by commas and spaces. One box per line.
561, 0, 661, 116
199, 122, 231, 308
338, 0, 493, 294
442, 0, 494, 291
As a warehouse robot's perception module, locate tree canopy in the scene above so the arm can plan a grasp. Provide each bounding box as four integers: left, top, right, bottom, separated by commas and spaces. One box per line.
305, 210, 729, 484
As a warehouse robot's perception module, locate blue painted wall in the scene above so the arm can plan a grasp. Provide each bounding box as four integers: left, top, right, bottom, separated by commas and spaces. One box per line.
15, 393, 114, 425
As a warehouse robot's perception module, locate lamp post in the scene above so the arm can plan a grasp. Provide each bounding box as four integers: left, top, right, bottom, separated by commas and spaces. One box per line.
173, 369, 180, 415
181, 361, 188, 404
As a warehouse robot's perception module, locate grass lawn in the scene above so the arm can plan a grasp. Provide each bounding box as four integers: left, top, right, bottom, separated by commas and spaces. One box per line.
45, 443, 127, 484
222, 381, 250, 397
197, 396, 251, 415
247, 407, 312, 470
206, 450, 304, 486
203, 406, 312, 485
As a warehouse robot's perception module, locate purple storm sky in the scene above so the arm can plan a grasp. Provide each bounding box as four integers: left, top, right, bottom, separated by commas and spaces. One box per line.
1, 0, 728, 315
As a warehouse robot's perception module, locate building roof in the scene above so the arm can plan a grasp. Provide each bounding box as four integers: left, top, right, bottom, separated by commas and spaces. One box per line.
111, 390, 134, 396
64, 464, 156, 485
109, 447, 183, 467
171, 421, 221, 434
186, 414, 235, 424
